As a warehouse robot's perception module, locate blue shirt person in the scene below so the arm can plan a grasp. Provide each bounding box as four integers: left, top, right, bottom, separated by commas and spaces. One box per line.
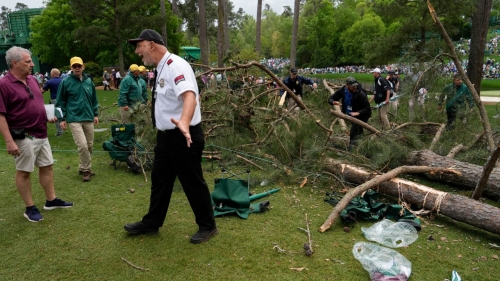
41, 68, 64, 135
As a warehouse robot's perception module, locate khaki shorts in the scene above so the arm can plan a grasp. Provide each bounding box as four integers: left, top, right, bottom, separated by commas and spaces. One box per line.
14, 137, 53, 172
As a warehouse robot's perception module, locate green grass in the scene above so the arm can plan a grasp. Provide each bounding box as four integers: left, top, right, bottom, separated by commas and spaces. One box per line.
0, 90, 499, 280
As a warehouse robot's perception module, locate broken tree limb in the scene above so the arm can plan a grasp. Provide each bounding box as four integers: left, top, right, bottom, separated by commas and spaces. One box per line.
429, 123, 446, 150
427, 1, 495, 152
446, 131, 485, 158
323, 80, 347, 132
472, 139, 500, 199
319, 161, 458, 233
333, 105, 348, 132
407, 150, 500, 199
329, 110, 380, 135
236, 154, 264, 170
322, 159, 500, 235
394, 122, 442, 131
446, 144, 464, 158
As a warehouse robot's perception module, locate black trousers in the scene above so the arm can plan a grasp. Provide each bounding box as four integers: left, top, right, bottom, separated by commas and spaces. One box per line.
349, 116, 368, 145
142, 124, 216, 231
446, 110, 456, 128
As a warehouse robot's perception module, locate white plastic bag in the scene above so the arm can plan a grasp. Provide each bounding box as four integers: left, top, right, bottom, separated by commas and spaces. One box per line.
353, 242, 411, 281
362, 219, 418, 248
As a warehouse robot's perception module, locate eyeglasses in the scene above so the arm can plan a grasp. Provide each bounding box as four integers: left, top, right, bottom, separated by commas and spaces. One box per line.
25, 86, 34, 99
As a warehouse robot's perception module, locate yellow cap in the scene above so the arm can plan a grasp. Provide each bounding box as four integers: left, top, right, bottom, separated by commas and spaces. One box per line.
129, 64, 139, 72
70, 57, 84, 66
138, 65, 146, 72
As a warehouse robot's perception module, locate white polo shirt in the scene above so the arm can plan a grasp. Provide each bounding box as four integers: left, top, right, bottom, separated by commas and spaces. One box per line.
154, 52, 201, 130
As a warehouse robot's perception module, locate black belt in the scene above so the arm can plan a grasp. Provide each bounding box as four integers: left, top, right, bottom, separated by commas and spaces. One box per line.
158, 123, 201, 134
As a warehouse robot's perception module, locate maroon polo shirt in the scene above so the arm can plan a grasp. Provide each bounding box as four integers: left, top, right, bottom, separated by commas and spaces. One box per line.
0, 71, 48, 138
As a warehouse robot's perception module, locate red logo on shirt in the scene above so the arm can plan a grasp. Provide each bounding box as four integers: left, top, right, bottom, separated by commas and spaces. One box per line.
174, 74, 185, 85
167, 59, 173, 65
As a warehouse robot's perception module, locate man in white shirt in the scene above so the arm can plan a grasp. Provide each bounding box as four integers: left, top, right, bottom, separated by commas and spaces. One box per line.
124, 29, 217, 244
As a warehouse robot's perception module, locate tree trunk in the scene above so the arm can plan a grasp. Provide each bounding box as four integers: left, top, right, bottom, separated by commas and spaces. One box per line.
466, 0, 493, 96
117, 36, 124, 78
172, 0, 178, 15
323, 158, 500, 236
224, 0, 229, 53
160, 0, 167, 46
256, 0, 262, 54
217, 0, 225, 67
198, 0, 209, 66
407, 149, 500, 199
289, 0, 299, 68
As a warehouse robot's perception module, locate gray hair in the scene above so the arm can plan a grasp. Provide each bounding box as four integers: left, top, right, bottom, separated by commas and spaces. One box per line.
5, 46, 32, 69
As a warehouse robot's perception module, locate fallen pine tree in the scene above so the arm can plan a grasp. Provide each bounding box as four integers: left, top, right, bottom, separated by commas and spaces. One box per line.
321, 158, 500, 236
406, 150, 500, 200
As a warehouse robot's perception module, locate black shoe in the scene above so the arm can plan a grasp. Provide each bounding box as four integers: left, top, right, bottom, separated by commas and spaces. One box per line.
78, 170, 96, 176
190, 228, 218, 244
124, 221, 159, 235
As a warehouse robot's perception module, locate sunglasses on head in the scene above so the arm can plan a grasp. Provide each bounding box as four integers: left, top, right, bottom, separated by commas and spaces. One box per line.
25, 86, 34, 99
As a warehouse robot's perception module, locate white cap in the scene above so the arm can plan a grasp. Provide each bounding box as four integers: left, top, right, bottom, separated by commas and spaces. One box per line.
371, 67, 382, 73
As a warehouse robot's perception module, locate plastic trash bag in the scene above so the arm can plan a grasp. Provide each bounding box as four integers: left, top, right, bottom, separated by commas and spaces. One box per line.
353, 242, 411, 281
452, 270, 461, 281
362, 219, 418, 248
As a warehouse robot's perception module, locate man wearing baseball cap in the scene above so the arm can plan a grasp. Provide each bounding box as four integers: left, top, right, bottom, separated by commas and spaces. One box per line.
124, 29, 217, 244
118, 64, 143, 123
369, 67, 391, 130
138, 65, 150, 105
328, 77, 372, 149
387, 70, 399, 111
280, 67, 317, 110
56, 56, 99, 181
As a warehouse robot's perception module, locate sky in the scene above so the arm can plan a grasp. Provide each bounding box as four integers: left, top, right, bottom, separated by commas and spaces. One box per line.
4, 0, 295, 19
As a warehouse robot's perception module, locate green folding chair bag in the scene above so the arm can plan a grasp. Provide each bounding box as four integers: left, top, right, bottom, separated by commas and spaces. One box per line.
211, 178, 251, 219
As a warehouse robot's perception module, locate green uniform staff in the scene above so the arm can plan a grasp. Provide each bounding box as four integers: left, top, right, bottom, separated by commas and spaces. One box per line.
118, 64, 143, 123
438, 73, 475, 129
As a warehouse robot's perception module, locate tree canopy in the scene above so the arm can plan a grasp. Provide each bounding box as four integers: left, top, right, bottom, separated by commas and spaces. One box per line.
24, 0, 498, 68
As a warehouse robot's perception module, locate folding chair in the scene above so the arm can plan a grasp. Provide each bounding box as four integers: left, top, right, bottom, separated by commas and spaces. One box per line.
211, 168, 273, 219
102, 123, 144, 174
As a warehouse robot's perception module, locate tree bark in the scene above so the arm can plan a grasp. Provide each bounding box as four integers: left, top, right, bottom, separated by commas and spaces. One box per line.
428, 123, 445, 150
160, 0, 167, 46
472, 139, 500, 199
329, 110, 379, 135
198, 0, 209, 66
256, 0, 262, 54
466, 0, 493, 96
289, 0, 300, 68
407, 149, 500, 199
322, 158, 500, 236
323, 80, 347, 132
427, 1, 495, 152
171, 0, 178, 15
217, 0, 226, 67
224, 0, 229, 53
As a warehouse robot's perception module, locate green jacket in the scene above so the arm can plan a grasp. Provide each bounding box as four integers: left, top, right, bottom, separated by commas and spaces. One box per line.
439, 82, 474, 112
138, 75, 149, 102
118, 73, 143, 106
56, 73, 99, 122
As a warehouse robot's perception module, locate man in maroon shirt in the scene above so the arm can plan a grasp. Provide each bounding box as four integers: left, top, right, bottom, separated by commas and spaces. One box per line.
0, 46, 73, 222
